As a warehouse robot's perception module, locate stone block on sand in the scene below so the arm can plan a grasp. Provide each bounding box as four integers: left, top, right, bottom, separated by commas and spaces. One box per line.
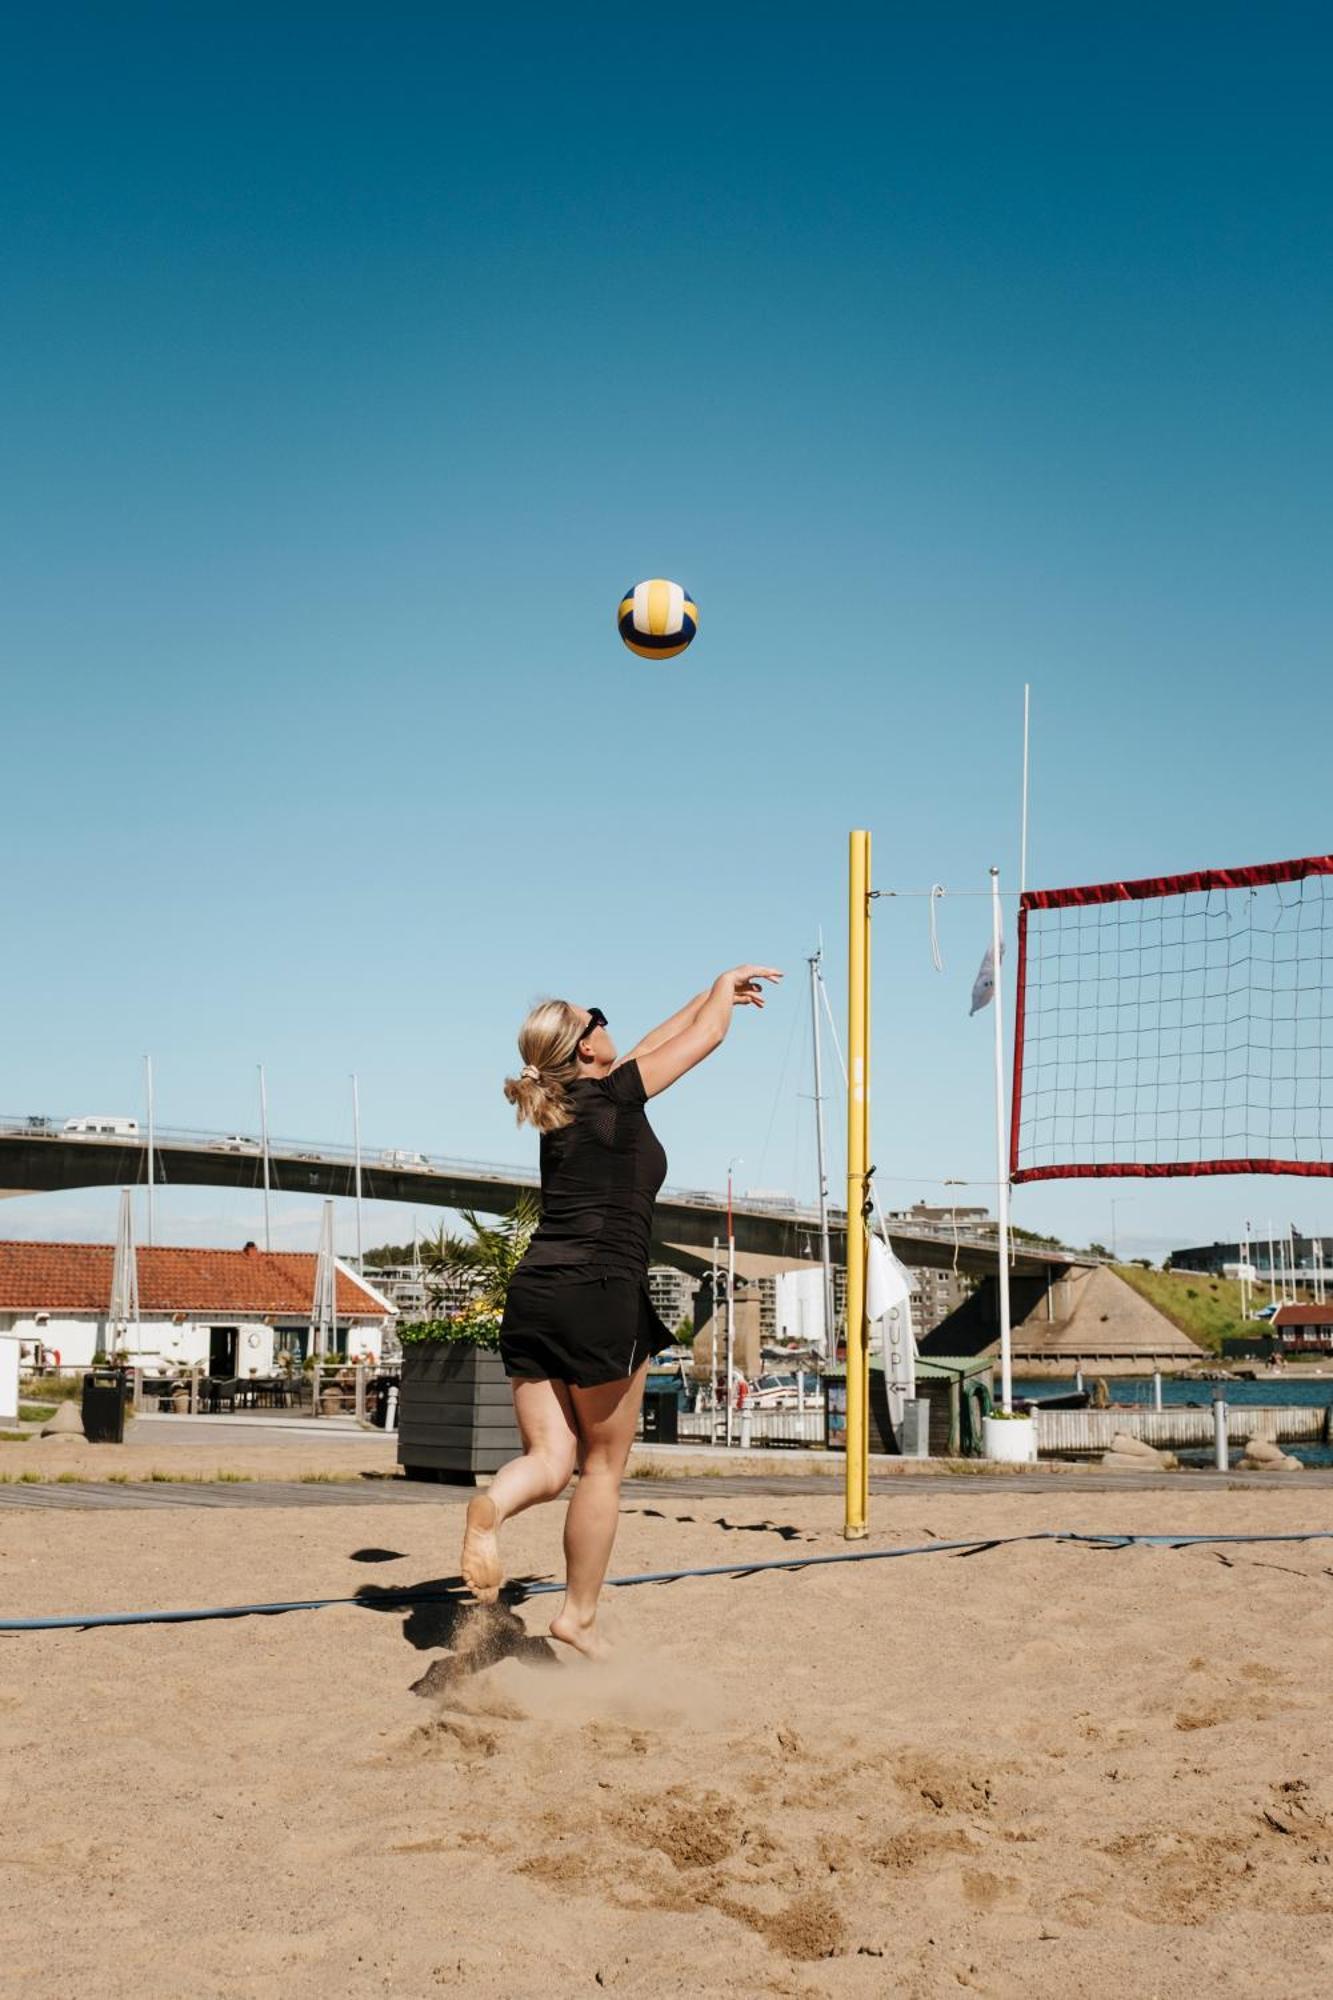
1240, 1437, 1303, 1471
41, 1401, 84, 1438
1101, 1432, 1178, 1470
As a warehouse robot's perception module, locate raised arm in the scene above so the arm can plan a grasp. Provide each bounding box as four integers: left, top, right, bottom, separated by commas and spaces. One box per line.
631, 966, 782, 1099
624, 987, 712, 1062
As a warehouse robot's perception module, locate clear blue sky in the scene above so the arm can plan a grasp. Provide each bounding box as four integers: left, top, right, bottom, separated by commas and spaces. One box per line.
4, 3, 1331, 1262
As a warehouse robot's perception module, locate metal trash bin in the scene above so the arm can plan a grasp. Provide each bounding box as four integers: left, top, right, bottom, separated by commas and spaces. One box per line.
369, 1372, 400, 1430
640, 1391, 679, 1444
82, 1368, 128, 1445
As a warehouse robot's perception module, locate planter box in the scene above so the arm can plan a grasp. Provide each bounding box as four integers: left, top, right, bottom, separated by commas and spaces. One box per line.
982, 1413, 1037, 1464
397, 1344, 519, 1483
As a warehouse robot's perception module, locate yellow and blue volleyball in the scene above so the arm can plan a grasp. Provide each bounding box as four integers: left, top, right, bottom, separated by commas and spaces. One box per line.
617, 578, 699, 661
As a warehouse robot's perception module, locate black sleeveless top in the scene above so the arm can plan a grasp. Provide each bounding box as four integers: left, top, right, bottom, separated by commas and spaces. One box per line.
518, 1059, 668, 1283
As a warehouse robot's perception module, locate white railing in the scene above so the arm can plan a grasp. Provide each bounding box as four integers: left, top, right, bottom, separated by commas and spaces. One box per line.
676, 1407, 826, 1448
1035, 1404, 1327, 1454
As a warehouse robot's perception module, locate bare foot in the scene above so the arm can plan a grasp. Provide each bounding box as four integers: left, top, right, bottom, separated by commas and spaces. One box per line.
460, 1495, 503, 1602
549, 1605, 612, 1662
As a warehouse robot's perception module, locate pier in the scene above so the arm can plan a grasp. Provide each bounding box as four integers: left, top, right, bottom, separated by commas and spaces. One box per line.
1033, 1402, 1330, 1456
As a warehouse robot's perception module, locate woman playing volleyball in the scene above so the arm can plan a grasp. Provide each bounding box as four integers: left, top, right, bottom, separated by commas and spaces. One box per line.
460, 965, 782, 1658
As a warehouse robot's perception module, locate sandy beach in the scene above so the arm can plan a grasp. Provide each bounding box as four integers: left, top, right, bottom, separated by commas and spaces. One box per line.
1, 1483, 1331, 1998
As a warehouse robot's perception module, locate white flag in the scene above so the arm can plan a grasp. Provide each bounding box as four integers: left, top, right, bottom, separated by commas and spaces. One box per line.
866, 1233, 914, 1321
970, 937, 1004, 1015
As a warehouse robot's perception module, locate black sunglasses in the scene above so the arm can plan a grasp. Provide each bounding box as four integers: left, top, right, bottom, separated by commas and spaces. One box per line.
577, 1007, 607, 1046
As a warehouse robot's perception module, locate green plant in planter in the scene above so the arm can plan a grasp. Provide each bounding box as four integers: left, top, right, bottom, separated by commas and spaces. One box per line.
402, 1196, 540, 1352
398, 1305, 505, 1352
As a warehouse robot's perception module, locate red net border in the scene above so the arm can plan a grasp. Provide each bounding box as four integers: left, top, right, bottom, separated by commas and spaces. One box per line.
1009, 853, 1333, 1185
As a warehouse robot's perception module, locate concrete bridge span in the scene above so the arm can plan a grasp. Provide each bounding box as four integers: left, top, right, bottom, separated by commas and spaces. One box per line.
0, 1113, 1077, 1284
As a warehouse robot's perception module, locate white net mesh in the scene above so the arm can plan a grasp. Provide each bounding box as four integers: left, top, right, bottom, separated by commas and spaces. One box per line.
1012, 858, 1333, 1180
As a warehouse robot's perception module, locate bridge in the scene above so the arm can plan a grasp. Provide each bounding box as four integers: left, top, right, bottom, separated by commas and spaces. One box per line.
0, 1111, 1075, 1282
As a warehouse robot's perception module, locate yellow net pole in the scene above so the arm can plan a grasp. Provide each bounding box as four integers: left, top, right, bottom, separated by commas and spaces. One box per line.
861, 831, 872, 1528
845, 829, 871, 1539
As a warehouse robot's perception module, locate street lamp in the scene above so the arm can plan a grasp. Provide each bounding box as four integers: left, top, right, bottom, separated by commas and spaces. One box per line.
1110, 1197, 1135, 1261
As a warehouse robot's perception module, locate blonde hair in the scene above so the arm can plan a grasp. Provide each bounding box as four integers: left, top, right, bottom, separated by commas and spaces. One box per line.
503, 998, 588, 1132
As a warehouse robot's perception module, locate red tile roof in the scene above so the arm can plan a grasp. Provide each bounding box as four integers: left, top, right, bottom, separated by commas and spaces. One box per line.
1272, 1304, 1333, 1327
0, 1241, 391, 1318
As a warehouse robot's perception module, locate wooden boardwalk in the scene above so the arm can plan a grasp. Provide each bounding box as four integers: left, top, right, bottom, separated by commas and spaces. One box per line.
2, 1466, 1332, 1508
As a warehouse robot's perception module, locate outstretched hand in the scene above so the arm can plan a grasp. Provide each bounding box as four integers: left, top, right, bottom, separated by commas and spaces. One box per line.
727, 965, 783, 1009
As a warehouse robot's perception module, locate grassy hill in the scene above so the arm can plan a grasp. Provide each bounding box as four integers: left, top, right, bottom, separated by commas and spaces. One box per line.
1112, 1264, 1261, 1355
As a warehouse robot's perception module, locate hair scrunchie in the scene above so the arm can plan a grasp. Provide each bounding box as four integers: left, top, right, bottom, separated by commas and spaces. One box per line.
519, 1062, 540, 1083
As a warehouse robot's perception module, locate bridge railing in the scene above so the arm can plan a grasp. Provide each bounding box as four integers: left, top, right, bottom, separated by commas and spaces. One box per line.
0, 1111, 547, 1183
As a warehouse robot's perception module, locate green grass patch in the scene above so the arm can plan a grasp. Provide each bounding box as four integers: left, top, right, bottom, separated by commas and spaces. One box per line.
19, 1403, 57, 1423
0, 1431, 29, 1444
19, 1376, 83, 1402
140, 1469, 257, 1484
1113, 1264, 1259, 1355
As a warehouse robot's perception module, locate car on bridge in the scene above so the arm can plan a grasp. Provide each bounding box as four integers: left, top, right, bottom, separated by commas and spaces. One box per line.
381, 1149, 430, 1168
215, 1134, 258, 1152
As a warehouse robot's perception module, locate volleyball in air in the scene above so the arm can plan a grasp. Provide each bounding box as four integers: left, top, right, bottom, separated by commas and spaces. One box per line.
617, 578, 699, 661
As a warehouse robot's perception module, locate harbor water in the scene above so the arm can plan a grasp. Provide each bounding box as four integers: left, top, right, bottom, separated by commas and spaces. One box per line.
1014, 1375, 1333, 1466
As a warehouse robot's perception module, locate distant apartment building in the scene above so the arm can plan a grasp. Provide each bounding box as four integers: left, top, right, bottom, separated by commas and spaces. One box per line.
364, 1263, 434, 1318
647, 1264, 696, 1337
887, 1202, 987, 1337
363, 1260, 490, 1360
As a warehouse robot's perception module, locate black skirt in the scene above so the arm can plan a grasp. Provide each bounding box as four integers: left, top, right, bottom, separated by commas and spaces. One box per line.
499, 1270, 673, 1389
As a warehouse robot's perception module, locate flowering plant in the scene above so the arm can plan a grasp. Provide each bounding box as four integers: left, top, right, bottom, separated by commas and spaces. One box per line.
397, 1302, 504, 1353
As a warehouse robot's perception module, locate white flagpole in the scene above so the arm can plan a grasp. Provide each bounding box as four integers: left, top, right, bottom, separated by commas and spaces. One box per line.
990, 867, 1013, 1412
808, 948, 835, 1356
351, 1072, 364, 1271
1020, 683, 1031, 897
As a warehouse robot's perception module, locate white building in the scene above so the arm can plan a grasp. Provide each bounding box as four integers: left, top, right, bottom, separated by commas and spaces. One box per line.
0, 1238, 396, 1380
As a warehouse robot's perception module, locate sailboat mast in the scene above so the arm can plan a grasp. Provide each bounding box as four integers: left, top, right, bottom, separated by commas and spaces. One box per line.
351, 1072, 364, 1271
258, 1064, 272, 1252
808, 950, 835, 1354
143, 1054, 156, 1247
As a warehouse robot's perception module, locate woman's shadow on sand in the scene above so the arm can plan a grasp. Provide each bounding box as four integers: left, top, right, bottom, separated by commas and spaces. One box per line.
351, 1556, 560, 1699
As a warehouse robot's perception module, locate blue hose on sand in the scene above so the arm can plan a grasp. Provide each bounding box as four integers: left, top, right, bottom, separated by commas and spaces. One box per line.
1, 1529, 1330, 1634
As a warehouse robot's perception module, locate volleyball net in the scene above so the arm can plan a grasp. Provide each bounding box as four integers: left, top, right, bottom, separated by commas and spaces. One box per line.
1010, 853, 1333, 1182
